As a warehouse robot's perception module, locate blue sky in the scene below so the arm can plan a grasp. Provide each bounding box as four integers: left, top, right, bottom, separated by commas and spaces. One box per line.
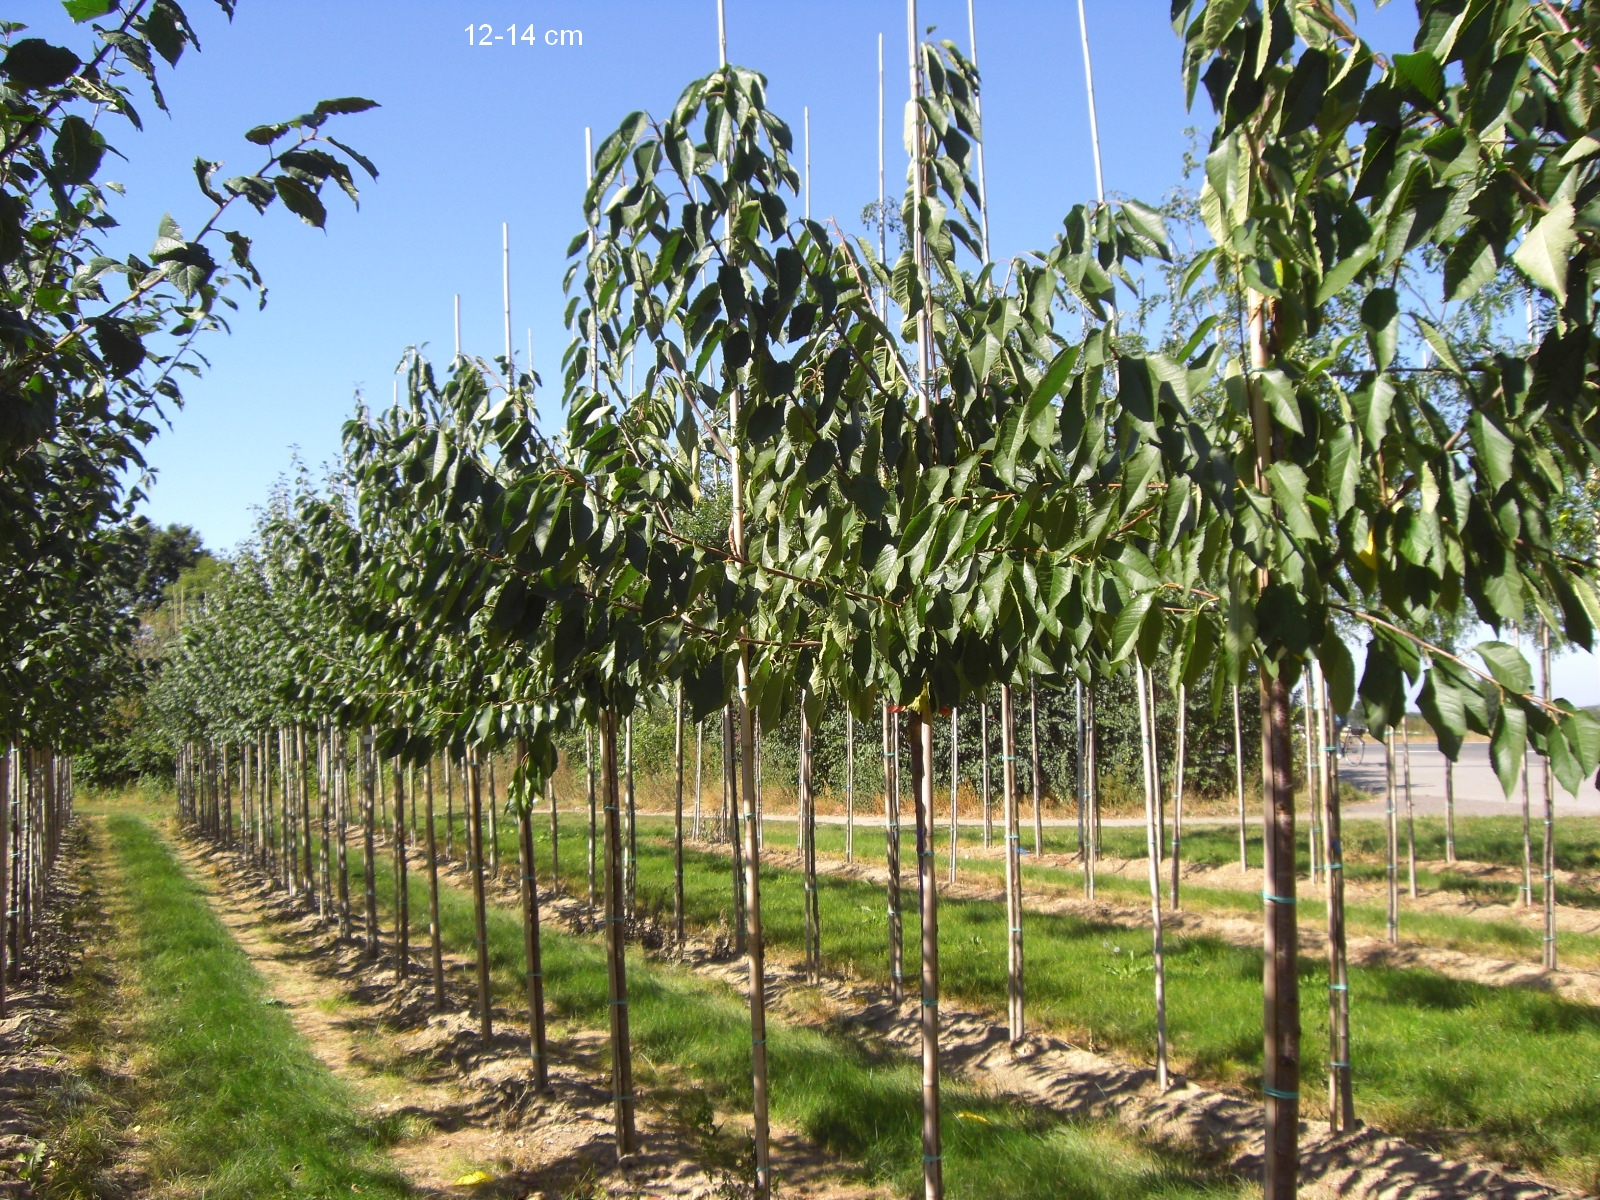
25, 0, 1600, 703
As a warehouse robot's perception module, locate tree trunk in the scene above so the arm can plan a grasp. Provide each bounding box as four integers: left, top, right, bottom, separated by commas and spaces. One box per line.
466, 751, 493, 1042
624, 716, 636, 915
0, 746, 9, 1017
1085, 686, 1098, 899
598, 711, 636, 1156
947, 707, 959, 885
1444, 757, 1456, 865
1029, 678, 1043, 856
883, 701, 904, 1005
725, 705, 746, 953
1542, 620, 1557, 970
1518, 623, 1533, 907
1234, 684, 1248, 874
445, 754, 456, 860
299, 724, 314, 891
694, 719, 705, 842
1260, 670, 1300, 1200
1170, 684, 1186, 911
1000, 684, 1024, 1041
1402, 721, 1417, 899
845, 710, 855, 863
336, 732, 351, 939
549, 775, 560, 891
981, 699, 992, 851
516, 741, 549, 1091
736, 655, 772, 1200
424, 761, 444, 1009
1135, 665, 1169, 1092
362, 730, 379, 956
673, 683, 686, 947
1385, 731, 1399, 942
317, 727, 331, 919
586, 729, 598, 906
392, 754, 409, 985
910, 712, 943, 1200
800, 696, 820, 981
487, 757, 501, 881
1315, 662, 1355, 1133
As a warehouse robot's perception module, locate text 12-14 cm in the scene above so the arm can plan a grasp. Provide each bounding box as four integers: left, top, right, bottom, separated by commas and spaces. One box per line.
466, 25, 583, 46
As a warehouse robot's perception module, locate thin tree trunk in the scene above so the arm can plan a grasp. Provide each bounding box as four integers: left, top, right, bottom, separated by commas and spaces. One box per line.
1518, 623, 1533, 907
1085, 686, 1098, 899
724, 704, 746, 952
1402, 720, 1417, 899
1000, 684, 1024, 1040
392, 754, 409, 984
694, 719, 704, 841
598, 711, 636, 1156
981, 699, 992, 850
1170, 683, 1186, 911
1075, 681, 1085, 865
586, 729, 598, 907
910, 711, 943, 1200
487, 757, 501, 880
1029, 678, 1043, 856
549, 775, 560, 891
318, 727, 331, 919
948, 707, 959, 885
1260, 668, 1300, 1200
0, 746, 9, 1017
736, 650, 772, 1200
800, 696, 820, 981
624, 716, 636, 915
1444, 756, 1457, 865
362, 730, 379, 956
300, 725, 314, 891
1303, 692, 1319, 886
1234, 683, 1247, 873
1315, 663, 1355, 1132
445, 753, 456, 860
673, 683, 686, 947
336, 732, 351, 939
1542, 620, 1557, 970
424, 761, 444, 1009
466, 751, 493, 1042
845, 710, 855, 863
1135, 666, 1169, 1092
516, 741, 549, 1091
1385, 731, 1399, 942
883, 701, 904, 1005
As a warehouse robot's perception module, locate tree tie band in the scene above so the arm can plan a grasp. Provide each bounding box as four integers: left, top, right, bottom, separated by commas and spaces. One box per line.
1328, 983, 1348, 991
609, 998, 629, 1006
1330, 1060, 1350, 1068
751, 1037, 766, 1046
1263, 1086, 1298, 1100
1262, 892, 1296, 905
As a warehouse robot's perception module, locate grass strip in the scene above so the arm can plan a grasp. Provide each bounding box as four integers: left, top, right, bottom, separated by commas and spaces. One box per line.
106, 813, 410, 1199
369, 848, 1245, 1200
484, 815, 1600, 1191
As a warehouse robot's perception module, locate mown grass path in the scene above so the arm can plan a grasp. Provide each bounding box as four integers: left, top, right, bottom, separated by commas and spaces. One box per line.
102, 811, 412, 1199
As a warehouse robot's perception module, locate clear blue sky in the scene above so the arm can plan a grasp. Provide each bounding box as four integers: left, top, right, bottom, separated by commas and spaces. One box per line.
28, 0, 1599, 703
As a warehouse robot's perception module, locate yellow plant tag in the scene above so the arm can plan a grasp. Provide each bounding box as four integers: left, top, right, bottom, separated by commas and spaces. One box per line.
455, 1169, 493, 1186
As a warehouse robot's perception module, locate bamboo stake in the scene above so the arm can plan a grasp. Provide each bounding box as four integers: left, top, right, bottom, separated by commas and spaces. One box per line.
336, 733, 351, 937
424, 760, 444, 1009
1075, 680, 1086, 863
1517, 622, 1533, 907
445, 752, 455, 860
488, 756, 501, 880
966, 0, 989, 262
549, 773, 560, 890
1542, 620, 1557, 970
726, 704, 746, 952
1171, 683, 1186, 910
694, 718, 704, 841
884, 700, 904, 1004
516, 741, 549, 1091
1304, 690, 1319, 886
624, 714, 636, 915
392, 755, 409, 984
674, 683, 686, 947
1085, 686, 1098, 898
1, 746, 9, 1017
598, 710, 636, 1156
1234, 683, 1247, 873
1000, 684, 1024, 1040
1135, 665, 1169, 1092
466, 751, 493, 1042
300, 726, 314, 887
1444, 755, 1457, 865
317, 729, 330, 917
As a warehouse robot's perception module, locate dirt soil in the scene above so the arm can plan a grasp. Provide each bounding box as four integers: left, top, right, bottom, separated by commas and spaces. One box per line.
179, 834, 885, 1200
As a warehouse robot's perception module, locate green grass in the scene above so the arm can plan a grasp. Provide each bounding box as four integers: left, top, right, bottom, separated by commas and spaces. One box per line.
367, 837, 1245, 1200
105, 812, 410, 1199
461, 813, 1600, 1191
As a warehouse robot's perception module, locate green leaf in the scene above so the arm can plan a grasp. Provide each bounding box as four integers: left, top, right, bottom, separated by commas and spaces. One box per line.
1360, 288, 1399, 371
1443, 231, 1497, 302
1, 39, 81, 90
1547, 723, 1581, 797
1392, 51, 1444, 104
313, 96, 380, 117
1417, 667, 1467, 759
62, 0, 115, 23
1415, 317, 1463, 374
1325, 424, 1359, 517
87, 317, 145, 377
1259, 370, 1304, 435
50, 114, 104, 185
1469, 412, 1514, 490
1319, 629, 1355, 715
1475, 640, 1533, 695
274, 176, 326, 227
1512, 198, 1575, 302
1110, 593, 1153, 663
1352, 376, 1394, 445
1490, 702, 1528, 796
1315, 244, 1375, 304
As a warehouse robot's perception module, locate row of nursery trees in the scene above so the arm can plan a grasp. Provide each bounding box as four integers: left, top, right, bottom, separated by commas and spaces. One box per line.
0, 1, 378, 1018
152, 3, 1600, 1199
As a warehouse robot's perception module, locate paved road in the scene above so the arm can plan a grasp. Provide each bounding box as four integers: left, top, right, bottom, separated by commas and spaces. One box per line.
1338, 738, 1600, 818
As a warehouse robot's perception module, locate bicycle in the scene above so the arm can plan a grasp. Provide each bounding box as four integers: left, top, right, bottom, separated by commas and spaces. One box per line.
1339, 727, 1366, 766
